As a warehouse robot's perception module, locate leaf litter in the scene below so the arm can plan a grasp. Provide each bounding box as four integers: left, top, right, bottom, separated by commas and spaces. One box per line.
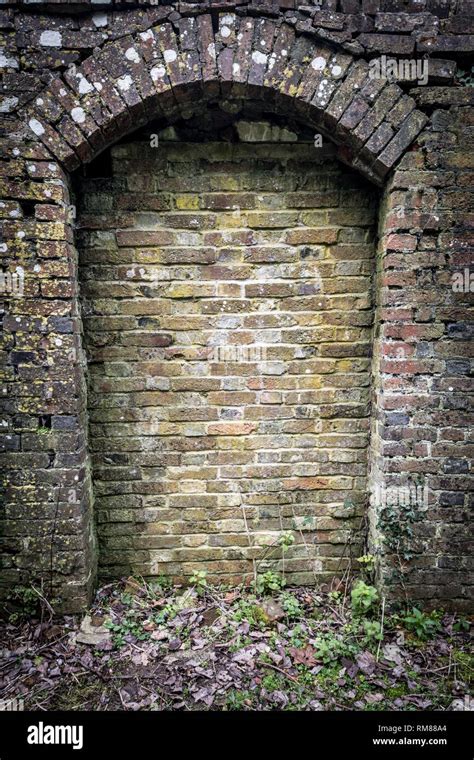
0, 578, 472, 712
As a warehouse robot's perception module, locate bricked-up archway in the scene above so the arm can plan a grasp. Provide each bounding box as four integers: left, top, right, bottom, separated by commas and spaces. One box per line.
76, 128, 378, 585
2, 5, 471, 613
22, 16, 427, 184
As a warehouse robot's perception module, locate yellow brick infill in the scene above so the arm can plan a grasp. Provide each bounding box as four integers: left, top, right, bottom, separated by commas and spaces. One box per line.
77, 138, 377, 584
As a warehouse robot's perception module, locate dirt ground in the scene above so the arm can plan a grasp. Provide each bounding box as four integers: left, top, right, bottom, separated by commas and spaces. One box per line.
0, 577, 472, 711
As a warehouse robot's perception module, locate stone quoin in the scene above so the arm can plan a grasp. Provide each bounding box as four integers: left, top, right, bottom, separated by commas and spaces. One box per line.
0, 0, 472, 613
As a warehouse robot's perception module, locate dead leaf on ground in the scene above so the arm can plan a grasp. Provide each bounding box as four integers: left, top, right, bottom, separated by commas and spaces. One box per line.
289, 644, 318, 667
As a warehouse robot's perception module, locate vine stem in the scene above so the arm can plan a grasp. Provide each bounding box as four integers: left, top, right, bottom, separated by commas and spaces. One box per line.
376, 596, 386, 662
239, 490, 256, 585
49, 486, 60, 598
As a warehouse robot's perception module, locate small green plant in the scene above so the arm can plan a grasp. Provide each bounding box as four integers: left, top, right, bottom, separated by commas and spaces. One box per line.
453, 617, 470, 634
351, 581, 379, 617
361, 619, 383, 645
106, 612, 152, 648
120, 592, 135, 607
313, 633, 357, 664
278, 532, 295, 551
281, 592, 302, 620
6, 585, 40, 622
401, 608, 442, 641
453, 650, 474, 687
148, 575, 172, 593
226, 689, 253, 710
356, 553, 376, 581
154, 602, 178, 625
287, 623, 307, 648
254, 570, 285, 596
262, 672, 284, 692
232, 599, 268, 628
190, 569, 208, 596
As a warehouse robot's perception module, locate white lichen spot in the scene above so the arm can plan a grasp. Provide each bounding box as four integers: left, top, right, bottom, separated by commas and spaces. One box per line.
311, 56, 326, 71
92, 12, 108, 28
207, 43, 216, 59
36, 98, 44, 106
16, 230, 25, 239
0, 96, 18, 113
0, 244, 7, 253
12, 148, 20, 156
77, 74, 93, 94
140, 30, 153, 42
125, 47, 140, 64
55, 338, 62, 347
233, 62, 241, 76
93, 81, 103, 91
221, 26, 231, 39
28, 164, 36, 173
28, 118, 45, 136
281, 49, 288, 56
34, 264, 41, 272
331, 65, 342, 77
252, 51, 267, 66
150, 65, 166, 81
71, 106, 86, 124
40, 31, 62, 48
0, 53, 19, 69
163, 49, 177, 64
117, 75, 133, 92
222, 14, 235, 25
60, 88, 67, 97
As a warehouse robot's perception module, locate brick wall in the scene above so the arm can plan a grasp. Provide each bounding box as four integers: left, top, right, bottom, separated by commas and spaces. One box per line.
0, 0, 472, 612
76, 135, 377, 583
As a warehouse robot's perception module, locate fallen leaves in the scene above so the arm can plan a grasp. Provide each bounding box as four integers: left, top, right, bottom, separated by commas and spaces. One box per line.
356, 650, 377, 676
289, 644, 318, 667
0, 581, 471, 713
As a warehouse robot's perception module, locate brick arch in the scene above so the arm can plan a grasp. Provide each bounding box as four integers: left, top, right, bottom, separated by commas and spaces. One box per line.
21, 14, 427, 186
